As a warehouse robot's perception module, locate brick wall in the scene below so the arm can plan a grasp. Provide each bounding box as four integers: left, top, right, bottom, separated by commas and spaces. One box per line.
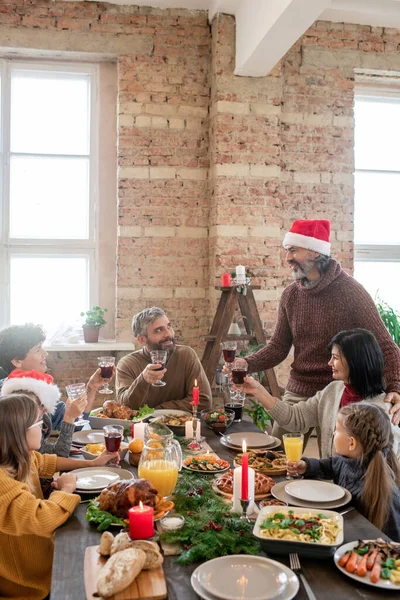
2, 3, 400, 390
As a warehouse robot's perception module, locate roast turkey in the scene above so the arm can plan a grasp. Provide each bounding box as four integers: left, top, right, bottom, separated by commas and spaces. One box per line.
98, 480, 158, 518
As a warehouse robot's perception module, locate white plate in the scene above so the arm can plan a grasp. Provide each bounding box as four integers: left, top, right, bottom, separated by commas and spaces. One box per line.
220, 436, 281, 452
191, 555, 299, 600
271, 480, 352, 510
285, 480, 345, 503
151, 409, 192, 418
335, 540, 400, 590
70, 467, 133, 492
223, 432, 276, 448
72, 430, 105, 446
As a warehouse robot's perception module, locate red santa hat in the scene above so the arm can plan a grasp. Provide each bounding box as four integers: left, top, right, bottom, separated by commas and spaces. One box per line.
283, 219, 331, 256
1, 369, 61, 415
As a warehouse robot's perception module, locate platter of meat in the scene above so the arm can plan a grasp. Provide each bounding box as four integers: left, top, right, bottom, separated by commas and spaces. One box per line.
89, 401, 154, 429
212, 469, 275, 500
86, 479, 175, 530
335, 538, 400, 590
234, 450, 287, 475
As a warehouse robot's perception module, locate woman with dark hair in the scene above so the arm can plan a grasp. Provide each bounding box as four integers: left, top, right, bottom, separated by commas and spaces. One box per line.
241, 328, 400, 457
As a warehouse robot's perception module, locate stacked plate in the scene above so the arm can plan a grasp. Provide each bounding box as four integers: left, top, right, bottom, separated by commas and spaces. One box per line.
220, 432, 281, 451
72, 430, 105, 446
191, 555, 299, 600
271, 479, 352, 510
70, 466, 134, 494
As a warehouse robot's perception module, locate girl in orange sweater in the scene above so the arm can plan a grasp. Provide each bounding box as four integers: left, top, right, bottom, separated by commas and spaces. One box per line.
0, 393, 119, 600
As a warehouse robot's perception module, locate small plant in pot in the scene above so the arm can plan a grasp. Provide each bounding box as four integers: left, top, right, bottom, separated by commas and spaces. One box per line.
81, 306, 107, 343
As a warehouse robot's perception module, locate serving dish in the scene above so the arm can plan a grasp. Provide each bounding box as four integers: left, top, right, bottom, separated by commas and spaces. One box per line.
183, 455, 230, 474
80, 442, 129, 461
89, 405, 152, 429
253, 505, 343, 558
234, 450, 287, 475
150, 410, 192, 436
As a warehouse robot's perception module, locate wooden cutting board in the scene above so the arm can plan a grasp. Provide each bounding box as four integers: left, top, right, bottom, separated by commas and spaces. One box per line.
84, 546, 167, 600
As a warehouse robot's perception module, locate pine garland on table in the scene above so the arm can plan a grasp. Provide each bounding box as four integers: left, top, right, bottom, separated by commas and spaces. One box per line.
160, 472, 260, 565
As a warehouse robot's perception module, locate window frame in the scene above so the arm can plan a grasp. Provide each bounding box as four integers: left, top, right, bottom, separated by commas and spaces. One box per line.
354, 81, 400, 270
0, 59, 99, 329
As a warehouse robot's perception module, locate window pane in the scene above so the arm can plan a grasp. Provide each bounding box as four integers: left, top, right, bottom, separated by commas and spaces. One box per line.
354, 261, 400, 313
10, 70, 90, 155
10, 255, 89, 332
354, 98, 400, 171
9, 156, 89, 239
354, 171, 400, 244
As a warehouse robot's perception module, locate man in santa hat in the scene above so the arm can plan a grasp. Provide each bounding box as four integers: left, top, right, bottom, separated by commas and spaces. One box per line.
238, 219, 400, 444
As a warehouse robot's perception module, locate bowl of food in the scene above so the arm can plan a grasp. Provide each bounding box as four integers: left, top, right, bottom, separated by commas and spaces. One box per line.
80, 442, 129, 461
253, 506, 343, 558
200, 408, 235, 433
150, 411, 192, 436
89, 401, 154, 429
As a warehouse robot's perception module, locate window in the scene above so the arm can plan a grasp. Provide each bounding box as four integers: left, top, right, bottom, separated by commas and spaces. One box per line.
0, 60, 99, 334
354, 82, 400, 312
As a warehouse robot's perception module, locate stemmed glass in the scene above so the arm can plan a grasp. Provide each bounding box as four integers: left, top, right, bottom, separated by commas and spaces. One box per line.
150, 350, 167, 387
283, 433, 304, 480
221, 341, 237, 366
98, 356, 115, 394
66, 382, 88, 427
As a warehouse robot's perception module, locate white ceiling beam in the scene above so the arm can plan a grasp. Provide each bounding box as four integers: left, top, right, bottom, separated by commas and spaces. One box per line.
233, 0, 332, 77
321, 0, 400, 29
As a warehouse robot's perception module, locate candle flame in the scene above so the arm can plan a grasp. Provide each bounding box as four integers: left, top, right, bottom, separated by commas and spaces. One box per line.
194, 379, 197, 387
139, 501, 144, 510
242, 440, 247, 453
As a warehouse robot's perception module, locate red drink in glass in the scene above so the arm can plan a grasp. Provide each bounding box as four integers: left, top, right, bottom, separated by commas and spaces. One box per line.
222, 349, 236, 363
100, 365, 113, 379
232, 369, 247, 385
105, 433, 122, 452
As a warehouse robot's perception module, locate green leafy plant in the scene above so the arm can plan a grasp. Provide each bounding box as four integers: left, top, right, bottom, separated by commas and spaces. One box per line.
80, 306, 108, 328
245, 398, 271, 431
376, 298, 400, 345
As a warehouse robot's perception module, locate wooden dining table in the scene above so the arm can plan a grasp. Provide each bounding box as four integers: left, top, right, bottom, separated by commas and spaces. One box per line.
51, 416, 400, 600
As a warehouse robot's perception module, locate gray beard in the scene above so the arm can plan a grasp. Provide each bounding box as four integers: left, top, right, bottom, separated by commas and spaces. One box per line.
147, 339, 176, 357
290, 258, 316, 281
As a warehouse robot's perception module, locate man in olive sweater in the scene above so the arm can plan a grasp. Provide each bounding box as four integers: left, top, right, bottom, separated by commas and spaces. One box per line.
116, 307, 212, 412
243, 219, 400, 437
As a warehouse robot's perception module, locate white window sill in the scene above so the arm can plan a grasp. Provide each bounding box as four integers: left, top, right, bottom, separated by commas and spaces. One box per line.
44, 341, 135, 352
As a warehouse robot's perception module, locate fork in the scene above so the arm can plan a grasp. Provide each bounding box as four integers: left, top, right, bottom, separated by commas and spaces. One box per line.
289, 553, 317, 600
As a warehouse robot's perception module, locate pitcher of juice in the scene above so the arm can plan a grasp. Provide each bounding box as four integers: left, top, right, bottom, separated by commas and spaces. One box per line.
138, 422, 182, 498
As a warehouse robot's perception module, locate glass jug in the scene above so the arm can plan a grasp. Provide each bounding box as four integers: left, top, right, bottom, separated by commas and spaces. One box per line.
138, 422, 182, 498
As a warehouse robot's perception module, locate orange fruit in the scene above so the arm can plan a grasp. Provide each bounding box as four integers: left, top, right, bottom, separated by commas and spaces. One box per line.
128, 439, 144, 453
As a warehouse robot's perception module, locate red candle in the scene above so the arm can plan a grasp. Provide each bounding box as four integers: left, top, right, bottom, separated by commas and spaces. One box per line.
191, 379, 200, 405
241, 440, 249, 500
131, 424, 135, 438
128, 501, 154, 539
221, 273, 231, 287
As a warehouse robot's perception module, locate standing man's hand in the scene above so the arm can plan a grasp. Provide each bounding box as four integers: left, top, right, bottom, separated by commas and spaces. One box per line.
142, 363, 167, 384
384, 391, 400, 426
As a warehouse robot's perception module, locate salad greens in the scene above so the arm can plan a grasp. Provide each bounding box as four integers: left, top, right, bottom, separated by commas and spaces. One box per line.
85, 500, 127, 531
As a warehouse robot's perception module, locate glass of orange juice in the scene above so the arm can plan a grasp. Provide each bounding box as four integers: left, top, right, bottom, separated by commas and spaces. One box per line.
283, 433, 304, 480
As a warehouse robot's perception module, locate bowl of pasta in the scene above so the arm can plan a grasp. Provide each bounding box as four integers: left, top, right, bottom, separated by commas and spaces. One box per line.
253, 506, 343, 558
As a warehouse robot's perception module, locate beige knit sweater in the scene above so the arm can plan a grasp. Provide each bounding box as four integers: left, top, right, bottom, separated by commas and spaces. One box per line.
268, 380, 400, 458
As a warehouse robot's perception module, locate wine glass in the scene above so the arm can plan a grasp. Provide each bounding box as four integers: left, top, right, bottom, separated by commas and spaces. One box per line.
221, 341, 237, 366
283, 433, 304, 480
66, 382, 88, 428
98, 356, 115, 394
150, 350, 167, 387
103, 425, 123, 452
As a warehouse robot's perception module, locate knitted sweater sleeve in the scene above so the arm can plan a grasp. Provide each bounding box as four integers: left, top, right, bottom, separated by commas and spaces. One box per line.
40, 420, 75, 458
348, 281, 400, 393
268, 391, 321, 433
116, 355, 151, 409
245, 288, 293, 374
303, 457, 336, 480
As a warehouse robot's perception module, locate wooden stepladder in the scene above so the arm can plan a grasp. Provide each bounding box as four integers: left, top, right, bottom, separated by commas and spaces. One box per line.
201, 286, 281, 398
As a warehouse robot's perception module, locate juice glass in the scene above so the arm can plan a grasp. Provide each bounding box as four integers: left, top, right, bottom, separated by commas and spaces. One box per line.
283, 433, 304, 480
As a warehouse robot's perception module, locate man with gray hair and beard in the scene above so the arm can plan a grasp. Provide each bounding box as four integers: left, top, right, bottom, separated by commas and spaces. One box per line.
237, 219, 400, 444
116, 307, 212, 411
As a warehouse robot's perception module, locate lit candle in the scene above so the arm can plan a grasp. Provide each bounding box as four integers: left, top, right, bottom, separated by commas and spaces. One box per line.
192, 379, 200, 406
221, 273, 231, 287
236, 265, 245, 277
134, 422, 146, 441
232, 465, 255, 516
185, 419, 201, 440
128, 501, 154, 540
241, 440, 249, 500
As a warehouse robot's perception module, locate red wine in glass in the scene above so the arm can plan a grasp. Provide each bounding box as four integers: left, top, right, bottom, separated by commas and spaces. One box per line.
225, 402, 243, 421
222, 349, 236, 363
232, 369, 247, 384
153, 362, 164, 372
100, 365, 114, 379
105, 433, 122, 452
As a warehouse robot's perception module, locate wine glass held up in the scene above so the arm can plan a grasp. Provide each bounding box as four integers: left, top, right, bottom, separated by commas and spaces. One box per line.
150, 350, 168, 387
221, 341, 237, 367
65, 382, 88, 427
97, 356, 116, 394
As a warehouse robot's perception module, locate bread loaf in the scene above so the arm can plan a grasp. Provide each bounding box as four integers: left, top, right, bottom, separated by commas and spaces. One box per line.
109, 533, 163, 569
96, 548, 146, 598
98, 531, 114, 557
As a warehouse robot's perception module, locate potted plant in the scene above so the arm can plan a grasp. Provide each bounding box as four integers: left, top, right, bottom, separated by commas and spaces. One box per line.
80, 306, 107, 343
376, 297, 400, 345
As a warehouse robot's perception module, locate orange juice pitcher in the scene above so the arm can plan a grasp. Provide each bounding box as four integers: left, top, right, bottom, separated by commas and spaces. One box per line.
138, 422, 182, 498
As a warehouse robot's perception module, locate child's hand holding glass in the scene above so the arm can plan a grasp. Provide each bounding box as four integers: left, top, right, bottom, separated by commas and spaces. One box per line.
286, 459, 307, 478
